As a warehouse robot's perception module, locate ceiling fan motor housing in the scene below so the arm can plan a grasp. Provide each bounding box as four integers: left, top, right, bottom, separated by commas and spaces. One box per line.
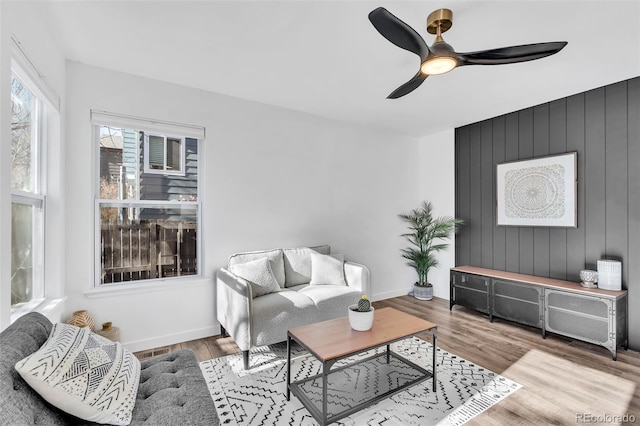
426, 8, 453, 35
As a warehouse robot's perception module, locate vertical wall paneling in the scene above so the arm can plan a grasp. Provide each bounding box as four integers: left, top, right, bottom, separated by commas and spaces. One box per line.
549, 99, 568, 279
456, 127, 471, 266
518, 109, 534, 274
455, 77, 639, 351
492, 116, 506, 271
565, 93, 586, 275
604, 82, 628, 277
584, 88, 606, 267
627, 78, 640, 349
468, 124, 482, 266
533, 104, 550, 277
504, 112, 520, 272
481, 120, 494, 268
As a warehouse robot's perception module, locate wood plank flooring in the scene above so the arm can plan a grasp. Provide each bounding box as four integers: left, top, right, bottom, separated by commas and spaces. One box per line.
135, 296, 640, 424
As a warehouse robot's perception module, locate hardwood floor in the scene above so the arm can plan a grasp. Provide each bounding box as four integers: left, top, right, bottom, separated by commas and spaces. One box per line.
135, 296, 640, 424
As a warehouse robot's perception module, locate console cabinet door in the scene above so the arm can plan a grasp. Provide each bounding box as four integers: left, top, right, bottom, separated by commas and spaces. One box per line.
451, 272, 489, 314
545, 289, 611, 346
492, 279, 543, 328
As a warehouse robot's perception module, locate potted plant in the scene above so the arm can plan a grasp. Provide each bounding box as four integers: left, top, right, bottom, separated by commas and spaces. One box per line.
399, 201, 463, 300
348, 295, 374, 331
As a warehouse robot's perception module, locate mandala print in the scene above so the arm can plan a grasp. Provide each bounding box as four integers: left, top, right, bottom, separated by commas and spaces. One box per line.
505, 164, 565, 219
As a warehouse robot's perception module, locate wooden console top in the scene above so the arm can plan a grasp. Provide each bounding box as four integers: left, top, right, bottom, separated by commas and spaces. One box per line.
451, 266, 627, 299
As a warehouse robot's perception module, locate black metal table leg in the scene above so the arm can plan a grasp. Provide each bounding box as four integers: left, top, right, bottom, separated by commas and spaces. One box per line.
322, 361, 329, 426
386, 344, 390, 364
286, 334, 291, 401
432, 331, 437, 392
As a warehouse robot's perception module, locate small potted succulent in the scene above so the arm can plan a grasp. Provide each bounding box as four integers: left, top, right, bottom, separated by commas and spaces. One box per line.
348, 295, 374, 331
399, 201, 463, 300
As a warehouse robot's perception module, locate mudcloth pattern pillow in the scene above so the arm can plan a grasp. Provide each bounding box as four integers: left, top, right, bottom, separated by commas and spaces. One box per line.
15, 322, 141, 425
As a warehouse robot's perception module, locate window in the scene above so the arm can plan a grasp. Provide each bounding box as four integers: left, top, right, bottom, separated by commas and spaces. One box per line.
10, 69, 45, 312
92, 111, 203, 286
144, 133, 185, 175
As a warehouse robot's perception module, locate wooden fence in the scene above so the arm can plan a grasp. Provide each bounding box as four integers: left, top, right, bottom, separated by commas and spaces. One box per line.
100, 220, 197, 284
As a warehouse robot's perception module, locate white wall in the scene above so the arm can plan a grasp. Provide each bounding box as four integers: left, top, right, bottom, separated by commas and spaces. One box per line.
418, 129, 457, 300
65, 62, 421, 351
0, 2, 66, 329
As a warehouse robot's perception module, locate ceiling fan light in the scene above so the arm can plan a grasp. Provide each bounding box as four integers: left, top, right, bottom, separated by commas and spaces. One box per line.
420, 56, 457, 75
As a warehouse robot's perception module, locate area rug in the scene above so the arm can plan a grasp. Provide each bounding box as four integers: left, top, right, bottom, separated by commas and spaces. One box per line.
200, 337, 521, 425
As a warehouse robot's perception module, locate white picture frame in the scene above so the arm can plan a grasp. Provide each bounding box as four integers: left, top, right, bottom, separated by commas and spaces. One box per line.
496, 152, 577, 227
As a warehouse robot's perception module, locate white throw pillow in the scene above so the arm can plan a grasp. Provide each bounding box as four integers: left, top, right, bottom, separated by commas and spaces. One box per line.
230, 257, 282, 298
15, 323, 140, 425
310, 252, 346, 286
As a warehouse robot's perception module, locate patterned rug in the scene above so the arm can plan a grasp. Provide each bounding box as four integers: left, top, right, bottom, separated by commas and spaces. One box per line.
200, 337, 521, 425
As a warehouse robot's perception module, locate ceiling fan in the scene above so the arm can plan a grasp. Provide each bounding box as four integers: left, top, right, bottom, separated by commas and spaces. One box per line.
368, 7, 567, 99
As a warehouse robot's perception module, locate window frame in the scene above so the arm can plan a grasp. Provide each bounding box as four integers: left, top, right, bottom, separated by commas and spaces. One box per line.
9, 65, 47, 314
143, 132, 186, 176
91, 113, 203, 288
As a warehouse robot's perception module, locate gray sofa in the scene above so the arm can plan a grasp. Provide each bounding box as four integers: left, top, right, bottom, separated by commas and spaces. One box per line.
217, 245, 370, 369
0, 312, 219, 426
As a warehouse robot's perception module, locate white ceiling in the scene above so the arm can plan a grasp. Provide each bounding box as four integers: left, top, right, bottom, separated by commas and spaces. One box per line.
41, 0, 640, 138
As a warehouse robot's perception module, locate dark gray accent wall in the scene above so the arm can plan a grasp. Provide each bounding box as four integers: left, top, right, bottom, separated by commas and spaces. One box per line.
455, 77, 640, 351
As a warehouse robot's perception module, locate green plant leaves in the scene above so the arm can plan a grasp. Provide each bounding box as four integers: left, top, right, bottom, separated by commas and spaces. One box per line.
399, 201, 464, 285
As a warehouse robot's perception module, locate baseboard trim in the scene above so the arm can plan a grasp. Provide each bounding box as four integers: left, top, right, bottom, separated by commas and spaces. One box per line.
123, 325, 220, 353
372, 288, 413, 301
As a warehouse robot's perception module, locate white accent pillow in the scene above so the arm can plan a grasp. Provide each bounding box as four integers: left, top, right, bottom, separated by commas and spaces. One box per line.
15, 323, 140, 425
310, 252, 346, 286
230, 257, 282, 298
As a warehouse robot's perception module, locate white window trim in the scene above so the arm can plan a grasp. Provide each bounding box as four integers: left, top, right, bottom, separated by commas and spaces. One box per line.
11, 35, 60, 112
143, 132, 186, 176
90, 110, 204, 139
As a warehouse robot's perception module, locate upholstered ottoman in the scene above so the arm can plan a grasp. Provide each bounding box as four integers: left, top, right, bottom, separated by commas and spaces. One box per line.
0, 312, 219, 425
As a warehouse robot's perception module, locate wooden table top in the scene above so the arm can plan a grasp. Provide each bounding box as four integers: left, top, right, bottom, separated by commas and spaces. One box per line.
288, 307, 437, 362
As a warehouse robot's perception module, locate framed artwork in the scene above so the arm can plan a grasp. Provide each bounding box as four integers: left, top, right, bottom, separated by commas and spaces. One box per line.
496, 152, 577, 227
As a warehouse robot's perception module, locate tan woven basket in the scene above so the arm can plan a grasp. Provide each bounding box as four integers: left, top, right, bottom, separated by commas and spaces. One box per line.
66, 310, 95, 331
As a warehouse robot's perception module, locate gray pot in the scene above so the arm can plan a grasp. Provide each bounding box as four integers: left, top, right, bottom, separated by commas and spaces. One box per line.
413, 284, 433, 301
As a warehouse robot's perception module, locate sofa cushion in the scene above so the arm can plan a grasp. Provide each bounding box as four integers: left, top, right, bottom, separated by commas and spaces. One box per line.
250, 290, 318, 346
228, 248, 285, 288
229, 257, 281, 298
133, 349, 219, 425
283, 245, 331, 287
309, 252, 346, 286
15, 323, 140, 425
298, 285, 363, 322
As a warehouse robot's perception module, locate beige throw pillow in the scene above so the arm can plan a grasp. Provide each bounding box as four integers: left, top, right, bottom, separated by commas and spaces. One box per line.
230, 257, 282, 298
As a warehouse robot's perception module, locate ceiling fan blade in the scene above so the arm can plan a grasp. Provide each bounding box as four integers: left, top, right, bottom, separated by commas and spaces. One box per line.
369, 7, 429, 60
456, 41, 567, 66
387, 72, 428, 99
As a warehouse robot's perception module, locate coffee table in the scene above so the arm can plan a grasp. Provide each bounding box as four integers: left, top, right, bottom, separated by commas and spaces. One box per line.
286, 307, 437, 425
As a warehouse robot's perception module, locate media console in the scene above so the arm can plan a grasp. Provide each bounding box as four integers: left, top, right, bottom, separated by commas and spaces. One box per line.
450, 266, 628, 360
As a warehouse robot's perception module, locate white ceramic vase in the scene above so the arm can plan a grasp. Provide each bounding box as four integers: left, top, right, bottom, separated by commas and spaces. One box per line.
348, 305, 375, 331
